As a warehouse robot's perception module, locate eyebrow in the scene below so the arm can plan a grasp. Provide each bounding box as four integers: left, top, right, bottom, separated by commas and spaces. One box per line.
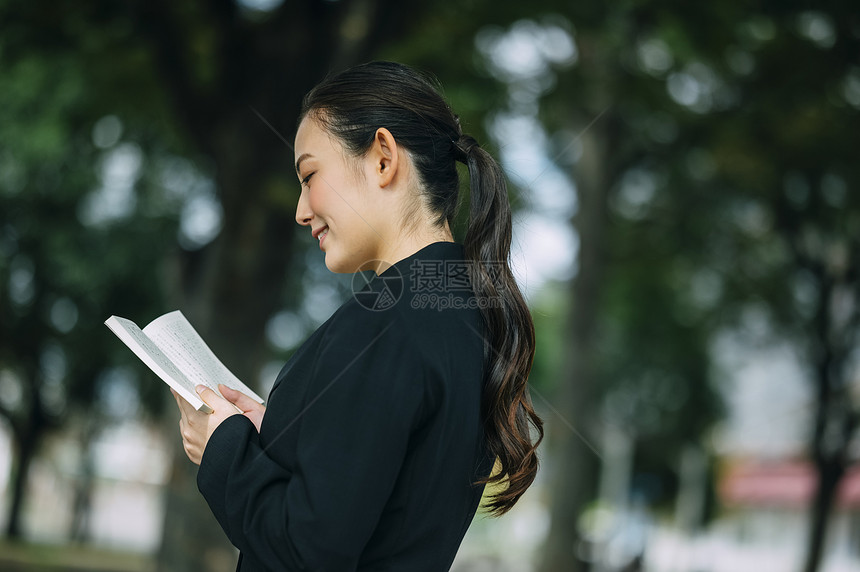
295, 153, 314, 175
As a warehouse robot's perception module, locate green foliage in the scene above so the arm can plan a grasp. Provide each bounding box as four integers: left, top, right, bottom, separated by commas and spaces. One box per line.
2, 2, 856, 569
491, 0, 860, 521
0, 31, 182, 423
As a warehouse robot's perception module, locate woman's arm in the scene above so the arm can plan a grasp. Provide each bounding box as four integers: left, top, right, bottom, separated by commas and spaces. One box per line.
194, 307, 426, 570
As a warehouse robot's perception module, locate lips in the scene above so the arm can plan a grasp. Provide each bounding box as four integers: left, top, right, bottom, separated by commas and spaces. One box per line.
312, 225, 329, 240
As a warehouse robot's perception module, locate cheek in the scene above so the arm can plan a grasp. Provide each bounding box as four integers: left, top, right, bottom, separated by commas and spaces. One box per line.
306, 186, 327, 217
308, 174, 353, 226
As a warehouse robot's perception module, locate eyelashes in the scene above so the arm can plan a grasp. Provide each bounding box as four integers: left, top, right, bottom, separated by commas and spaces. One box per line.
300, 172, 315, 187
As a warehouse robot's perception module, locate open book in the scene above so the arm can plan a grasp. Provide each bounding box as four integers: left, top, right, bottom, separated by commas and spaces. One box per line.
105, 310, 265, 414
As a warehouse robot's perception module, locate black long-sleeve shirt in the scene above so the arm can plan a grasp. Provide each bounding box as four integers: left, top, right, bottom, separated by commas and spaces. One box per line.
197, 241, 496, 571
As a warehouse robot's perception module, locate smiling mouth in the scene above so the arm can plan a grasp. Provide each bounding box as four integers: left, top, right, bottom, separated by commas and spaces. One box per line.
312, 225, 329, 240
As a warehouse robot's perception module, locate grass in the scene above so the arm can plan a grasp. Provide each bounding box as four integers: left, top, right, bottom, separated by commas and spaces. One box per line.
0, 539, 154, 572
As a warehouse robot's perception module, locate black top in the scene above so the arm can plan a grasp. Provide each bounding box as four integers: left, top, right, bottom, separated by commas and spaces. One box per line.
197, 241, 496, 571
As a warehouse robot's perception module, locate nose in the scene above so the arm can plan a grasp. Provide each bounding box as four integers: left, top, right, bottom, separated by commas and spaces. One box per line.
295, 187, 312, 227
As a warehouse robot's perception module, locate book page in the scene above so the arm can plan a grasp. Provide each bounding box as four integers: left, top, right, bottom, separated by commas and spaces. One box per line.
143, 311, 265, 404
104, 316, 212, 413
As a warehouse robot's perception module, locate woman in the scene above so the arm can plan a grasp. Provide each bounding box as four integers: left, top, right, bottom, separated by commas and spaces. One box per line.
173, 61, 543, 571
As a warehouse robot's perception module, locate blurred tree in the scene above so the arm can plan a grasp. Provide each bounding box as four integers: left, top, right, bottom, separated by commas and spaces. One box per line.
700, 7, 860, 568
0, 45, 178, 537
12, 3, 856, 572
531, 2, 859, 571
507, 5, 723, 568
0, 0, 544, 569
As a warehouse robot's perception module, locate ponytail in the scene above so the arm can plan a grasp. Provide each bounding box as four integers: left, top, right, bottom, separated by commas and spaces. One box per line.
300, 61, 543, 517
456, 134, 544, 516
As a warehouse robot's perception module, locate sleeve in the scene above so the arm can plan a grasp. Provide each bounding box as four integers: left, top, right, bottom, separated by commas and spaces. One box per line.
196, 306, 426, 571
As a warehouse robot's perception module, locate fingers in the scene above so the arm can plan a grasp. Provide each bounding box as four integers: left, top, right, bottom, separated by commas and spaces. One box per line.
219, 384, 260, 411
172, 389, 197, 419
219, 384, 239, 400
171, 389, 189, 424
196, 384, 243, 415
172, 388, 207, 465
196, 385, 219, 403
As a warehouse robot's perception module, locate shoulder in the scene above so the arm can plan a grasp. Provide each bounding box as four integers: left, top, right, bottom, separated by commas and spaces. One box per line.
301, 296, 430, 429
320, 293, 415, 348
312, 295, 425, 386
309, 240, 484, 376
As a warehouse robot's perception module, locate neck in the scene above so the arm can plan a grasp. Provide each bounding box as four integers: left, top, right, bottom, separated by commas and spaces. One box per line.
374, 222, 453, 274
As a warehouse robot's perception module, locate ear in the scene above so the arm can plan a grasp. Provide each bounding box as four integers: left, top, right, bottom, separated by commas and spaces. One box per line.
368, 127, 399, 188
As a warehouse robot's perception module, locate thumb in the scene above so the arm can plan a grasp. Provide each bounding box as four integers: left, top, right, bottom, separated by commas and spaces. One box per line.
195, 384, 220, 404
197, 384, 241, 414
219, 384, 259, 410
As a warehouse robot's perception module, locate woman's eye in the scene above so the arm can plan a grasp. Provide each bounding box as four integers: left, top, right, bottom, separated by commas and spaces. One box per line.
301, 172, 315, 187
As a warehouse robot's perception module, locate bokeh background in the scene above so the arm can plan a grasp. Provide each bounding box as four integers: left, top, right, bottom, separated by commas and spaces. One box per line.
1, 0, 859, 570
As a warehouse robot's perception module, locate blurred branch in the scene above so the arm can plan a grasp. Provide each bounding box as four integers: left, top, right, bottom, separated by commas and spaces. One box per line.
336, 0, 427, 68
259, 0, 342, 61
133, 0, 215, 155
203, 0, 251, 102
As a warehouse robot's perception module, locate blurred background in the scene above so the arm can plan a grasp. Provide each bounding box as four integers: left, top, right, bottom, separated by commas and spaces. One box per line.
1, 0, 858, 570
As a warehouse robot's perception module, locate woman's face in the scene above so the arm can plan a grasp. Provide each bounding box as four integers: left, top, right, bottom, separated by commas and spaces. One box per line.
294, 117, 388, 273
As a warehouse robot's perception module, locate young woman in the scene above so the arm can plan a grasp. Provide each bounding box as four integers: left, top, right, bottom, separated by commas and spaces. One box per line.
173, 61, 543, 571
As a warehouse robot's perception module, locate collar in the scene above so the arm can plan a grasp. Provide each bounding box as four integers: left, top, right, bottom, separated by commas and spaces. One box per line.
353, 241, 466, 311
377, 241, 465, 278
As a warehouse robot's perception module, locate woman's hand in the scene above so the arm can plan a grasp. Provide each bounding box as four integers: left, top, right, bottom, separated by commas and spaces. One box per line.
219, 384, 266, 432
172, 385, 241, 465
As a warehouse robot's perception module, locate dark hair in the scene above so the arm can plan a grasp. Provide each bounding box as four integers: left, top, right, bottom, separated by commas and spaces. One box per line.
299, 61, 543, 516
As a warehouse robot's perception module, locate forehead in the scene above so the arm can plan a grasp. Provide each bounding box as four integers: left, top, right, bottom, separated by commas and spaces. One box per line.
294, 117, 315, 154
294, 116, 334, 158
294, 116, 361, 179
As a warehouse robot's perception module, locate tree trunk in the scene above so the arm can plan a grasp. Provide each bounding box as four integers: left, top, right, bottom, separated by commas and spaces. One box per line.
801, 366, 852, 572
802, 458, 844, 572
539, 116, 612, 572
68, 415, 100, 544
4, 362, 50, 540
798, 259, 858, 572
5, 423, 39, 539
157, 436, 238, 572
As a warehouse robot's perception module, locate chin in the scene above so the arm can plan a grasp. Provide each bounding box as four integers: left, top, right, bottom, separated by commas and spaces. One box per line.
323, 258, 345, 274
324, 250, 376, 274
323, 252, 354, 274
